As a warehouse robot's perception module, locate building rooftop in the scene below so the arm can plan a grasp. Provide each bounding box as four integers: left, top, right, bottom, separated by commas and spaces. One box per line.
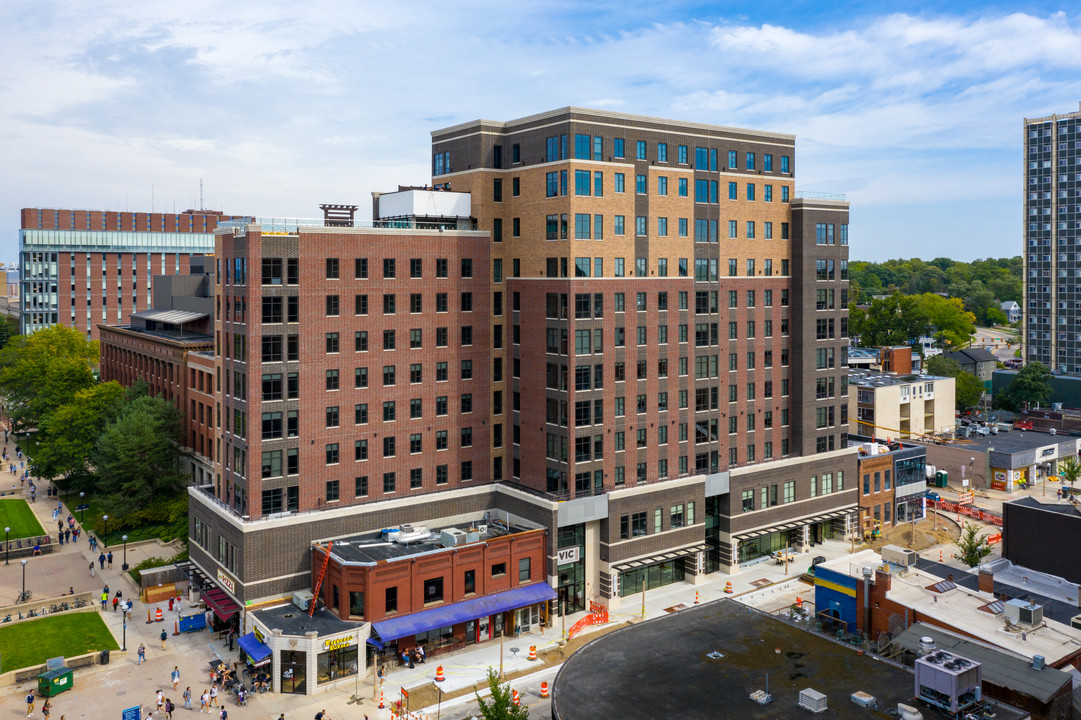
552, 599, 998, 720
101, 324, 213, 346
944, 348, 998, 365
820, 551, 1081, 666
849, 368, 947, 389
321, 514, 538, 565
935, 428, 1075, 455
250, 601, 361, 637
892, 622, 1071, 704
1009, 495, 1081, 518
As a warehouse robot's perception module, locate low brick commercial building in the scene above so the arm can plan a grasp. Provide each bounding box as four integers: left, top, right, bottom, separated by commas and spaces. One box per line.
312, 513, 551, 661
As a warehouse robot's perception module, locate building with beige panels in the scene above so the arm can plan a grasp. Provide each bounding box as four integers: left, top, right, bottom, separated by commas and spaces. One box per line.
849, 368, 956, 440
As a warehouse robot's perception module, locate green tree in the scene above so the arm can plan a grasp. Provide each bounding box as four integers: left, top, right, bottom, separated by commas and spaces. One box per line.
91, 395, 185, 513
476, 668, 529, 720
849, 293, 930, 348
0, 317, 19, 349
914, 294, 976, 349
1058, 457, 1081, 492
33, 382, 127, 486
955, 521, 992, 568
0, 325, 98, 432
924, 356, 984, 411
1002, 362, 1053, 410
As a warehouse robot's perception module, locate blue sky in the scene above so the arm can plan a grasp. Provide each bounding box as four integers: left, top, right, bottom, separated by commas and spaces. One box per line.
3, 2, 1081, 262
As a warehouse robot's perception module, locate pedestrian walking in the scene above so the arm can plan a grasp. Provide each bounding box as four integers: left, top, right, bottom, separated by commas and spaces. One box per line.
107, 551, 113, 568
63, 529, 70, 543
161, 628, 168, 650
137, 644, 146, 664
172, 666, 180, 690
89, 562, 95, 577
164, 699, 174, 720
218, 709, 227, 720
183, 687, 192, 710
41, 698, 51, 719
208, 686, 217, 707
113, 596, 119, 612
100, 591, 107, 609
315, 710, 329, 720
156, 690, 165, 711
98, 552, 105, 570
199, 690, 209, 713
25, 690, 34, 717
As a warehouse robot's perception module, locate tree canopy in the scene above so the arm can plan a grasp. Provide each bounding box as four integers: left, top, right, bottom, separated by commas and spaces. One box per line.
848, 293, 930, 348
33, 381, 127, 486
924, 355, 984, 411
0, 325, 98, 431
998, 362, 1053, 411
475, 669, 530, 720
849, 257, 1021, 326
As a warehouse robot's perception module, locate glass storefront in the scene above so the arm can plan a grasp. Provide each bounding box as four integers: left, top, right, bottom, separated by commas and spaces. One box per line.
279, 650, 306, 694
619, 559, 686, 597
557, 524, 586, 614
704, 497, 722, 574
738, 530, 791, 564
316, 645, 358, 684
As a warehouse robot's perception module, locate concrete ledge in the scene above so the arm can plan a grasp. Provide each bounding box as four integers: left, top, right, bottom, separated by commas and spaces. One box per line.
0, 592, 97, 622
0, 647, 123, 688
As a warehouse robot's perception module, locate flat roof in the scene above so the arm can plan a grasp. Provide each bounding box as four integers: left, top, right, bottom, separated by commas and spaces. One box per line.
849, 369, 948, 388
553, 599, 974, 720
821, 551, 1081, 665
323, 516, 535, 565
250, 602, 361, 638
893, 622, 1071, 704
100, 324, 213, 346
935, 429, 1074, 455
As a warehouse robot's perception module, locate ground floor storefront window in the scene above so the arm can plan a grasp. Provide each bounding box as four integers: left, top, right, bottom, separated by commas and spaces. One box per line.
619, 559, 686, 597
738, 531, 787, 564
279, 650, 306, 694
316, 645, 357, 684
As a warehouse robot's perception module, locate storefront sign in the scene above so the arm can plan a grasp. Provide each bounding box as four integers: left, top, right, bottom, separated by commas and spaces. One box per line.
216, 568, 236, 594
323, 634, 356, 651
557, 547, 580, 564
1043, 448, 1056, 457
253, 626, 265, 644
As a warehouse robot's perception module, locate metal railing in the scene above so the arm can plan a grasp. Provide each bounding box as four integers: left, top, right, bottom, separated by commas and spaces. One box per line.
217, 218, 474, 234
794, 191, 847, 202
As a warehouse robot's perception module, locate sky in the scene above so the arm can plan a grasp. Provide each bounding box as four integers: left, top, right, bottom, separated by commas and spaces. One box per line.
3, 1, 1081, 263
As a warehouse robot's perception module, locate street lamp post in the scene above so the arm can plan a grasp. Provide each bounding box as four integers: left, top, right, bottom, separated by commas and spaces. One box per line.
4, 526, 9, 565
102, 515, 108, 547
20, 559, 27, 600
122, 603, 127, 651
122, 534, 128, 571
79, 492, 85, 524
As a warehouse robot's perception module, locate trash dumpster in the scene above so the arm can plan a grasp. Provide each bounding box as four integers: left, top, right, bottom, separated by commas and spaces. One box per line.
37, 667, 73, 697
179, 612, 207, 633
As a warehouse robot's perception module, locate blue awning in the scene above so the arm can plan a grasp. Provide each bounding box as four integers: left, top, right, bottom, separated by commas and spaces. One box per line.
366, 637, 384, 650
372, 583, 557, 642
237, 632, 272, 663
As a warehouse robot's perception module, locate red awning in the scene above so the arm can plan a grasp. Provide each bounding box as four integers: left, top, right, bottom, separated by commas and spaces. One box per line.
204, 588, 240, 621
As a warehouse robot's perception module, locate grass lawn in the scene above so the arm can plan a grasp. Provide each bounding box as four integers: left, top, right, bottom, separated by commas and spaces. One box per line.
0, 498, 45, 540
0, 612, 118, 672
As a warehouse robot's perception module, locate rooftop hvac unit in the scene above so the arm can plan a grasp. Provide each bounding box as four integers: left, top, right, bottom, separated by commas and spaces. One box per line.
914, 650, 981, 715
1070, 614, 1081, 631
850, 691, 877, 709
440, 528, 466, 547
798, 688, 828, 714
292, 590, 314, 611
1004, 599, 1043, 627
476, 524, 488, 534
395, 524, 430, 543
897, 703, 924, 720
881, 545, 919, 568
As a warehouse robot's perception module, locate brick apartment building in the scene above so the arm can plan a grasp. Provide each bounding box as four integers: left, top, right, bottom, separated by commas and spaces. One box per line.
19, 208, 240, 340
156, 109, 856, 629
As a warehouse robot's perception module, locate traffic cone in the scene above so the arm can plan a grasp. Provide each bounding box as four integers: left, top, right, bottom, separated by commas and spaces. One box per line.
512, 689, 520, 707
540, 681, 550, 698
695, 591, 700, 605
145, 609, 153, 624
173, 620, 179, 636
724, 581, 733, 594
378, 689, 385, 709
155, 607, 163, 622
435, 665, 445, 682
939, 550, 943, 562
527, 645, 537, 661
796, 597, 803, 610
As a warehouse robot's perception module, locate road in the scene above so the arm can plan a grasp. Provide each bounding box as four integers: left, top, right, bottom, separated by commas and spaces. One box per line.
971, 326, 1018, 362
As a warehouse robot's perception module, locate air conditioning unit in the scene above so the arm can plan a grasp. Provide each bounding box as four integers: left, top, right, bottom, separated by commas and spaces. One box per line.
798, 688, 828, 714
476, 524, 487, 534
1005, 599, 1043, 627
292, 590, 314, 611
881, 545, 918, 568
440, 528, 466, 547
396, 524, 430, 543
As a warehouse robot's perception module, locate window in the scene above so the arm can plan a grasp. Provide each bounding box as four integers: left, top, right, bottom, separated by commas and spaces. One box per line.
658, 176, 668, 195
491, 562, 507, 578
636, 140, 647, 159
325, 332, 339, 353
326, 479, 340, 502
385, 586, 398, 614
326, 257, 339, 279
518, 557, 531, 583
326, 443, 339, 464
636, 174, 647, 194
326, 369, 340, 390
614, 173, 625, 193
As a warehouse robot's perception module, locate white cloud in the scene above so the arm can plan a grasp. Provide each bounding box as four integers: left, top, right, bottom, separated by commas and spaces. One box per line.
3, 4, 1081, 261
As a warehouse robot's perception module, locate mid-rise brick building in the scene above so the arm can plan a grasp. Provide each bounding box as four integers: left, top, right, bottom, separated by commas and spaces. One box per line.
19, 208, 240, 340
176, 109, 858, 638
